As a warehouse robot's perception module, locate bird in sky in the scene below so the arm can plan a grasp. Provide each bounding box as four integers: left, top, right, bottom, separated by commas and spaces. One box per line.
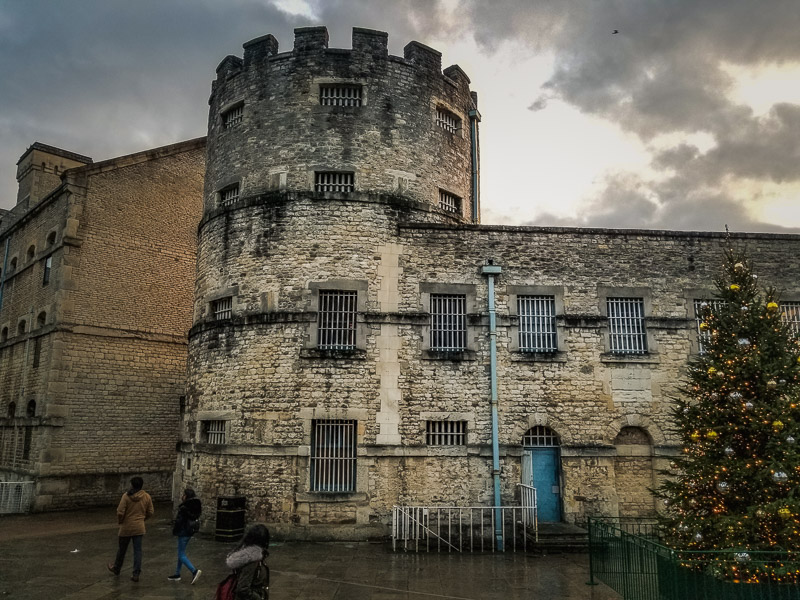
612, 29, 619, 34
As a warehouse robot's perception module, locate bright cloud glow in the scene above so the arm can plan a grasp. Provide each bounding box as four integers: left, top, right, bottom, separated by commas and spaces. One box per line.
722, 62, 800, 115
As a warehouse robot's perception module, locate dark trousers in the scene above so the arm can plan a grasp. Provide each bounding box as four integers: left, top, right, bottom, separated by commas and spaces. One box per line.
114, 535, 143, 574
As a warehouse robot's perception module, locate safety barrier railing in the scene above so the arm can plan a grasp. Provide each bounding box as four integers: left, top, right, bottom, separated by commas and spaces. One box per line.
588, 517, 800, 599
0, 481, 35, 514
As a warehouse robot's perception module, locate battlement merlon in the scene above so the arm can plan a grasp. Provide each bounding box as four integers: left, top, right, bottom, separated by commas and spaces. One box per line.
403, 41, 442, 73
294, 26, 329, 53
243, 34, 279, 67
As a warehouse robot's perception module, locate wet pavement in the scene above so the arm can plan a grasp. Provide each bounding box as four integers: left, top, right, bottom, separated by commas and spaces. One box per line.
0, 503, 621, 599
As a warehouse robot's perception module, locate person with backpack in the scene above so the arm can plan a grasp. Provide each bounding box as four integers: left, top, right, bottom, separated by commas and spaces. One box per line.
217, 524, 270, 600
167, 488, 203, 583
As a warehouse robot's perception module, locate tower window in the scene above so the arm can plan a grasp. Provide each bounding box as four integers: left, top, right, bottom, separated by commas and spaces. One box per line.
315, 172, 354, 193
518, 295, 557, 352
607, 297, 647, 354
26, 245, 35, 261
310, 419, 357, 492
212, 297, 233, 320
438, 190, 462, 214
42, 256, 52, 285
436, 107, 461, 134
222, 104, 244, 129
219, 184, 240, 207
319, 84, 362, 107
317, 290, 357, 350
201, 420, 226, 444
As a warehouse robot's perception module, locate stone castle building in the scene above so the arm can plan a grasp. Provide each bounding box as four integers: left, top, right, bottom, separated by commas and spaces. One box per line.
175, 26, 800, 539
0, 139, 205, 510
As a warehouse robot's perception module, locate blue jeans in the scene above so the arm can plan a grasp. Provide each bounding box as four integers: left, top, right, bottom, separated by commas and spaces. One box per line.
174, 536, 196, 576
114, 535, 143, 575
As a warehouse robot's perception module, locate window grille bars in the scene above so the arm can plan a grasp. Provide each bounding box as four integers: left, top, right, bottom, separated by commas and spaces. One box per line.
607, 297, 647, 354
315, 172, 354, 193
320, 84, 362, 107
694, 299, 726, 353
311, 419, 357, 492
522, 426, 560, 447
439, 190, 461, 213
426, 421, 467, 446
518, 295, 557, 352
436, 108, 459, 134
781, 302, 800, 337
219, 185, 240, 207
430, 294, 467, 351
222, 105, 243, 128
318, 290, 357, 349
213, 297, 233, 320
203, 420, 226, 445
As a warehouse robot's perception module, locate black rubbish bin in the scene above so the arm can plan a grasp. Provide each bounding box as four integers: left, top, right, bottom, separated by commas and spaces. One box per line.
215, 496, 246, 542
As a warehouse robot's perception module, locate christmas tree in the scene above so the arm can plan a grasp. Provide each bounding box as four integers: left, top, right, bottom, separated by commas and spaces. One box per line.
658, 248, 800, 581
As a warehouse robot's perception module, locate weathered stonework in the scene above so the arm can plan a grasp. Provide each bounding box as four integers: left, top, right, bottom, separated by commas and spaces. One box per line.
178, 26, 800, 538
0, 139, 205, 509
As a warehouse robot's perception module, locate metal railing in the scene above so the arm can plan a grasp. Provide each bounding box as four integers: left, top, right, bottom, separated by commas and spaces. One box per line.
0, 481, 34, 514
588, 518, 800, 599
393, 488, 537, 553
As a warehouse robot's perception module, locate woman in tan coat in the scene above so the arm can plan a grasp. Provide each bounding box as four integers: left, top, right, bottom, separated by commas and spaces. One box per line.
106, 476, 154, 582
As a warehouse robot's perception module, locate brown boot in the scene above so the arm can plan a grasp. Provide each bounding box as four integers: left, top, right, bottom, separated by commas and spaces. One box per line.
107, 563, 119, 575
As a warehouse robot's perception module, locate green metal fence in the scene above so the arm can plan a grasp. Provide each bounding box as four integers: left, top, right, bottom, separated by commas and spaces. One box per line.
588, 518, 800, 600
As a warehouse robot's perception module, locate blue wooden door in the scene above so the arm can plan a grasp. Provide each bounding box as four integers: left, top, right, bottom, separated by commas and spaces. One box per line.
530, 448, 560, 522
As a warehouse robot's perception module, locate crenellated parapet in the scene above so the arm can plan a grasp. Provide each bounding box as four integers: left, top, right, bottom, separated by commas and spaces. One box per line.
204, 26, 479, 223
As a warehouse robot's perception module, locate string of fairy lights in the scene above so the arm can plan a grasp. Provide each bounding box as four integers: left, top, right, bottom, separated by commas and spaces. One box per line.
656, 250, 800, 584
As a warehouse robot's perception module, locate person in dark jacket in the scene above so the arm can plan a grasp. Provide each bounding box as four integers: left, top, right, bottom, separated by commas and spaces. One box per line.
167, 488, 202, 583
225, 524, 270, 600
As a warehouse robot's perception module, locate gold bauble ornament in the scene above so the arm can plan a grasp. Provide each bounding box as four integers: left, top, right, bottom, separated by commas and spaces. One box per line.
706, 430, 719, 440
699, 322, 709, 331
690, 431, 701, 441
730, 284, 740, 291
767, 379, 778, 390
734, 262, 745, 272
708, 367, 717, 376
767, 301, 779, 312
773, 420, 785, 431
778, 507, 792, 519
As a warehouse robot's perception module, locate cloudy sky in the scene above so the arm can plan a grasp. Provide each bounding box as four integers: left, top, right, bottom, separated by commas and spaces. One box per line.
2, 0, 799, 232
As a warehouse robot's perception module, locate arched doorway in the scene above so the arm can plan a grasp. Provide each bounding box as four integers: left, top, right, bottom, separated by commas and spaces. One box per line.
521, 426, 561, 522
613, 426, 655, 517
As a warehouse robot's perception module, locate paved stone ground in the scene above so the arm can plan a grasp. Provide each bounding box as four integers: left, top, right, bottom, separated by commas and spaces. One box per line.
0, 503, 621, 599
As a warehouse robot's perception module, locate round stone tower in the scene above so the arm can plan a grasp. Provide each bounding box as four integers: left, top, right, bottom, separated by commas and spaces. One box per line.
180, 27, 480, 538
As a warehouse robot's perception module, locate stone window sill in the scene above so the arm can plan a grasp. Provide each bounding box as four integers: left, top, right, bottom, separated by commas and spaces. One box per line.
511, 351, 568, 363
600, 353, 660, 365
300, 348, 367, 360
422, 349, 478, 361
296, 491, 368, 503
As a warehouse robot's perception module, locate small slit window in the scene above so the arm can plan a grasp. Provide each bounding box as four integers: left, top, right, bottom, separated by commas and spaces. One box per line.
212, 297, 233, 320
320, 84, 362, 107
7, 402, 15, 418
436, 107, 460, 134
426, 421, 467, 446
202, 420, 226, 444
42, 256, 52, 285
1, 327, 7, 342
10, 257, 17, 271
219, 184, 240, 207
18, 320, 26, 336
438, 190, 461, 214
36, 312, 46, 328
222, 104, 244, 129
26, 400, 36, 418
315, 172, 354, 193
46, 232, 56, 246
607, 297, 647, 354
26, 245, 35, 261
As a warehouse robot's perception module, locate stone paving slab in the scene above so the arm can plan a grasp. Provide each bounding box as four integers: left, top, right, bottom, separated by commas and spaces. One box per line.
0, 504, 620, 599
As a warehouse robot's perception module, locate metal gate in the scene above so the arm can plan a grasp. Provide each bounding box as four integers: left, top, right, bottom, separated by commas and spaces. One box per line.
0, 481, 35, 514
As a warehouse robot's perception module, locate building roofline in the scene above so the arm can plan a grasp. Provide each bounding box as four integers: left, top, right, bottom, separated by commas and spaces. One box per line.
65, 137, 206, 178
16, 142, 93, 166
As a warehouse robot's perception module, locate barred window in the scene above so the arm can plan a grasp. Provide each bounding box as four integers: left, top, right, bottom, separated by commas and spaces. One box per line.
430, 294, 466, 351
219, 184, 240, 207
310, 419, 356, 492
202, 420, 226, 445
522, 426, 560, 447
694, 299, 725, 354
436, 107, 460, 134
438, 189, 461, 214
518, 295, 557, 352
212, 297, 232, 320
318, 290, 357, 349
426, 421, 467, 446
222, 104, 244, 128
320, 84, 362, 107
315, 172, 354, 193
781, 302, 800, 337
607, 297, 647, 354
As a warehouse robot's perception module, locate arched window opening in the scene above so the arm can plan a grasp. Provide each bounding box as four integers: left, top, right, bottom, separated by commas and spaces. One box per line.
27, 245, 35, 261
37, 312, 46, 328
47, 231, 56, 246
10, 257, 17, 271
18, 320, 26, 335
26, 400, 36, 417
522, 425, 560, 447
1, 327, 7, 342
614, 426, 651, 445
7, 402, 16, 418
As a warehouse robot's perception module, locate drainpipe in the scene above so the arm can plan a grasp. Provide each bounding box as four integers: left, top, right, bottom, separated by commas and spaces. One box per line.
481, 261, 503, 550
0, 237, 9, 310
468, 108, 481, 224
